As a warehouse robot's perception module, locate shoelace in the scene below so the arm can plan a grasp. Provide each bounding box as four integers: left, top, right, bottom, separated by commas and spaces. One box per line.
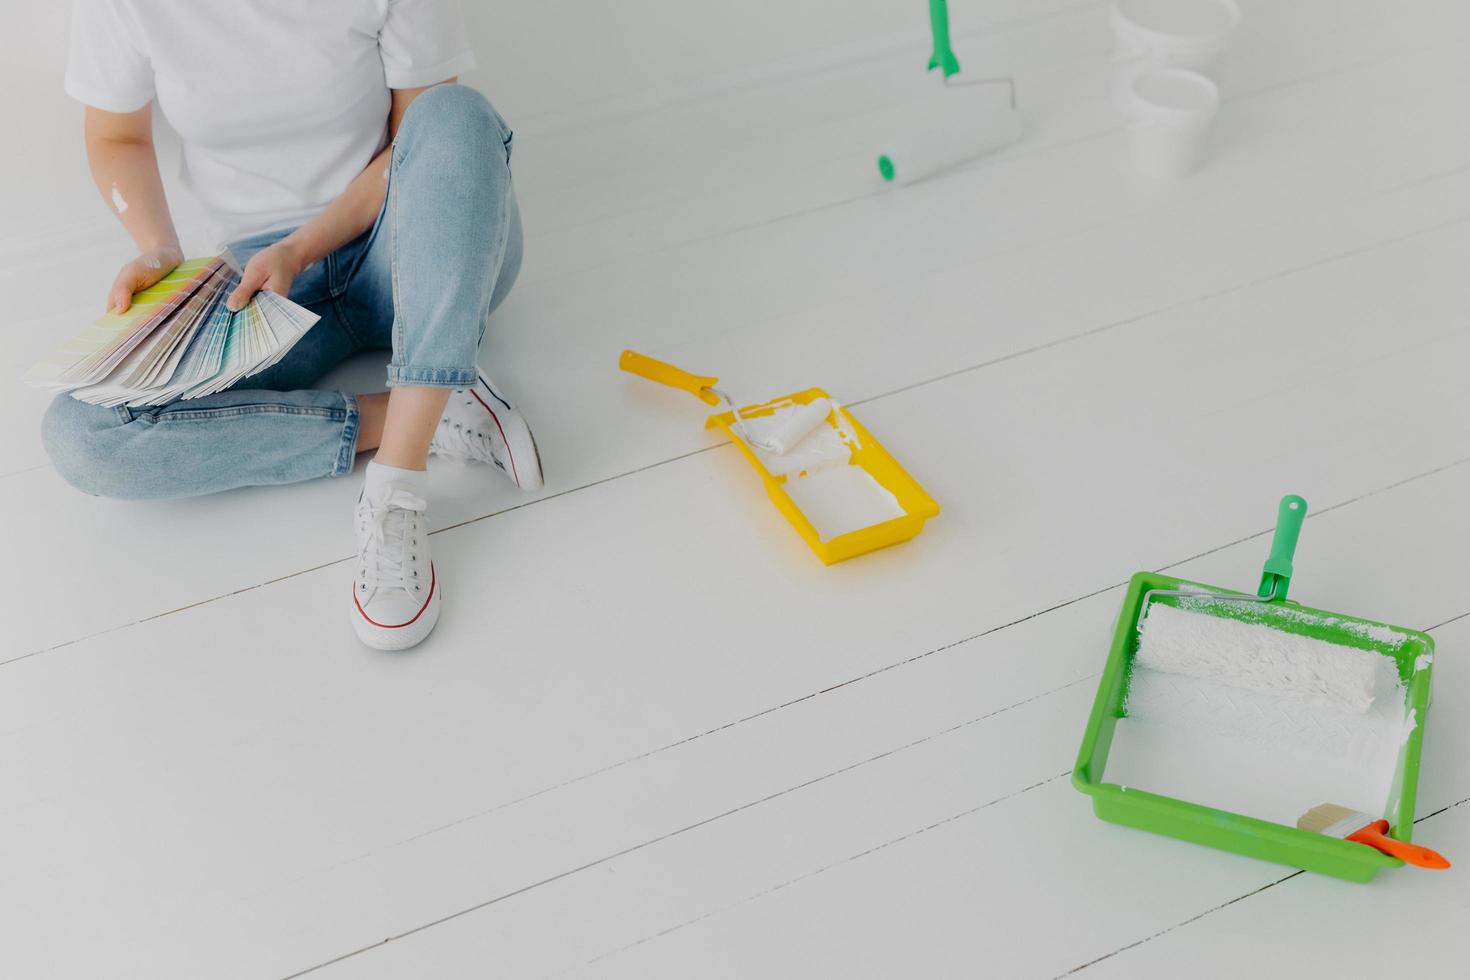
432, 413, 499, 463
357, 488, 428, 594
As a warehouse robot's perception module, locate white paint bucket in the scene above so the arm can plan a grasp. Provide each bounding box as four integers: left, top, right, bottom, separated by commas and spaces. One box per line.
1109, 0, 1240, 108
1128, 68, 1219, 178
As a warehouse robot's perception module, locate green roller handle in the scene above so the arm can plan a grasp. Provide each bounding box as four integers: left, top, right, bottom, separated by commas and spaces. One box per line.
927, 0, 961, 77
882, 0, 960, 180
1258, 494, 1307, 600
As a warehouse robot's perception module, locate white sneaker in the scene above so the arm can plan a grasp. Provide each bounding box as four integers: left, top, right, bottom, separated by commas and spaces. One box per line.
431, 370, 544, 490
350, 486, 440, 651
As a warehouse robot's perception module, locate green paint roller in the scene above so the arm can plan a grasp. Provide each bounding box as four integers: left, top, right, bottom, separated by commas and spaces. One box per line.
877, 0, 1021, 186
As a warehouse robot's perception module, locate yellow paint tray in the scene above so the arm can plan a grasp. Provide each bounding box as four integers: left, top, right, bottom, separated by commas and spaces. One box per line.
621, 351, 939, 564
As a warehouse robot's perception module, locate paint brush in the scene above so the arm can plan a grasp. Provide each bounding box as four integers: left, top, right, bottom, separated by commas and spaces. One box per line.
1297, 803, 1450, 869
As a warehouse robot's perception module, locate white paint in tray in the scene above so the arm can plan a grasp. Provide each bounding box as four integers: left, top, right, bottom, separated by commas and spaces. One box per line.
1105, 606, 1416, 826
783, 465, 906, 542
736, 401, 906, 541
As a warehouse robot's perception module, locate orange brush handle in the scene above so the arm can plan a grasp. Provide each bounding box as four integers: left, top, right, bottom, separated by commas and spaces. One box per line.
1348, 820, 1451, 869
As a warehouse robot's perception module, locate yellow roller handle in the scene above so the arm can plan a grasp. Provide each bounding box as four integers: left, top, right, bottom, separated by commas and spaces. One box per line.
619, 350, 722, 406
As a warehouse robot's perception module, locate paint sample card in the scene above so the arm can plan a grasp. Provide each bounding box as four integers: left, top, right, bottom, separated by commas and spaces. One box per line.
26, 254, 320, 407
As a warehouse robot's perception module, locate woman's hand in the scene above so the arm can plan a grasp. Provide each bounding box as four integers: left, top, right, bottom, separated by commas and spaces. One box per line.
228, 241, 305, 311
107, 244, 183, 314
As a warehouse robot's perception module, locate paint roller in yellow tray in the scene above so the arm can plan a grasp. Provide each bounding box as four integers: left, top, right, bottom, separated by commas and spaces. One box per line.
619, 351, 939, 564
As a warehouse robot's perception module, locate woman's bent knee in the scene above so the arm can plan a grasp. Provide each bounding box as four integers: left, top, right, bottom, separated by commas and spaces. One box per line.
397, 84, 511, 166
41, 395, 132, 498
405, 83, 503, 135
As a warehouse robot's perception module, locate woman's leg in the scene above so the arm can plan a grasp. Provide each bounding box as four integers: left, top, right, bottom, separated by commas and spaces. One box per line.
42, 384, 359, 500
356, 392, 388, 452
326, 83, 526, 650
338, 83, 523, 471
376, 388, 450, 470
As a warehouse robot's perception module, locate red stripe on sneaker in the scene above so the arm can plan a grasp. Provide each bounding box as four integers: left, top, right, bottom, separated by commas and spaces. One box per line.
469, 388, 520, 487
353, 564, 436, 628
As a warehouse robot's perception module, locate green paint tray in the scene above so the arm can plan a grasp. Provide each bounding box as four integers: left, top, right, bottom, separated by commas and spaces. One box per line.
1072, 496, 1436, 883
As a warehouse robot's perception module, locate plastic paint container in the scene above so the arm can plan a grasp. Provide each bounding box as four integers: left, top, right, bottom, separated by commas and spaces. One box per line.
1109, 0, 1240, 108
1074, 571, 1436, 883
1127, 68, 1219, 178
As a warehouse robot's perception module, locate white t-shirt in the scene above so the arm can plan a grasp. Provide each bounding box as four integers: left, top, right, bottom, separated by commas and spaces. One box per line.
65, 0, 475, 243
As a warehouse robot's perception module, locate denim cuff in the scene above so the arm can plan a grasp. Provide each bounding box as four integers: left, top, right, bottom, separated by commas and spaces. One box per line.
334, 392, 360, 476
385, 365, 478, 388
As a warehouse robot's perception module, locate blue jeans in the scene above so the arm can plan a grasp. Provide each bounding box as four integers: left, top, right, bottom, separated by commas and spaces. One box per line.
42, 84, 523, 500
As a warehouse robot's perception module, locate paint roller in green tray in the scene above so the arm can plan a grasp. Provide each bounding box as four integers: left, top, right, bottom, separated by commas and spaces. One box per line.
877, 0, 1021, 186
1073, 494, 1441, 882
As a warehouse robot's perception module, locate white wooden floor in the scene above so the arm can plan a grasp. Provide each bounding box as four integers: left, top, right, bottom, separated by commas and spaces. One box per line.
5, 1, 1470, 976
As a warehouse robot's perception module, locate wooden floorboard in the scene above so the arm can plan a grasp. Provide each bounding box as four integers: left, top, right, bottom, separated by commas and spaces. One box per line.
5, 1, 1469, 977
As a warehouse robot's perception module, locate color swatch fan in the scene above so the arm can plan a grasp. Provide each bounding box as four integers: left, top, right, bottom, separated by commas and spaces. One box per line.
26, 255, 319, 407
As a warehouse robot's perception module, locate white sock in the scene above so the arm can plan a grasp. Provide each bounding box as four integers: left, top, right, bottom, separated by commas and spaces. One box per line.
364, 459, 429, 500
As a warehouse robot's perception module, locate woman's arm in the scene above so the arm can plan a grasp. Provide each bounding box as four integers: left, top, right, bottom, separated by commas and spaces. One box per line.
227, 82, 445, 311
85, 104, 184, 313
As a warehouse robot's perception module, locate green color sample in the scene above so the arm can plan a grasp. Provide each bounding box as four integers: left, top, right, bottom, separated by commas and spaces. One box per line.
1072, 499, 1436, 883
878, 155, 896, 181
